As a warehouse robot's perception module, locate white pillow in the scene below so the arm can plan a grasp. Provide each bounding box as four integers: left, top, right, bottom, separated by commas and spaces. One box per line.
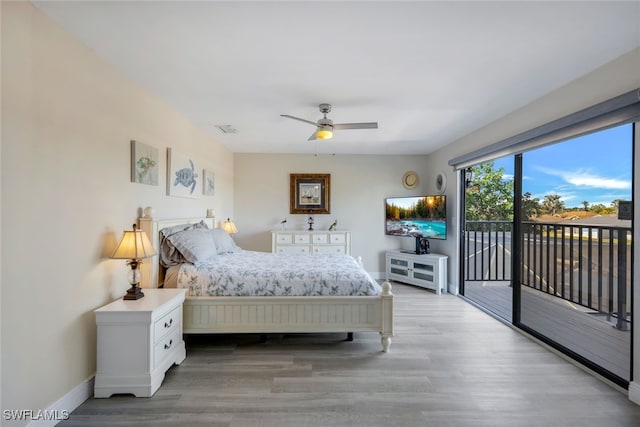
210, 228, 241, 253
166, 228, 217, 264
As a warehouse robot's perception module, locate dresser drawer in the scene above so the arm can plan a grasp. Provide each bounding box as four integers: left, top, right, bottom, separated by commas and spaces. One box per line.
153, 306, 180, 342
153, 328, 181, 369
275, 233, 293, 244
330, 234, 346, 244
294, 234, 310, 244
311, 234, 328, 244
314, 246, 345, 254
277, 245, 309, 254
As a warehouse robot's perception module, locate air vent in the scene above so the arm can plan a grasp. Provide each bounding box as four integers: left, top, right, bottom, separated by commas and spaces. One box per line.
216, 125, 238, 134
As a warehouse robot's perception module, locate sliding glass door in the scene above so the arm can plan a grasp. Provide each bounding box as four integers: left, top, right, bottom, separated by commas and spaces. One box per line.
517, 123, 633, 384
461, 123, 634, 386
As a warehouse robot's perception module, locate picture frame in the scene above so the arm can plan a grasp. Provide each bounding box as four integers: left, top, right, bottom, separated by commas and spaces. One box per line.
167, 148, 199, 198
130, 140, 158, 186
290, 173, 330, 214
203, 169, 215, 196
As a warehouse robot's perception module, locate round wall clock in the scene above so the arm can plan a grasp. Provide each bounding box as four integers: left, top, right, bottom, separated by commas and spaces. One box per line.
402, 171, 419, 189
434, 171, 447, 194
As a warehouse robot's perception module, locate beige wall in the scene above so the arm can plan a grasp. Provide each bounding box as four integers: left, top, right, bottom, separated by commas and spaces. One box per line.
425, 47, 640, 398
1, 2, 234, 422
233, 154, 433, 277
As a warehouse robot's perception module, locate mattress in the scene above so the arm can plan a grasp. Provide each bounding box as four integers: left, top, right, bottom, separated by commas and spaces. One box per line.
174, 250, 381, 297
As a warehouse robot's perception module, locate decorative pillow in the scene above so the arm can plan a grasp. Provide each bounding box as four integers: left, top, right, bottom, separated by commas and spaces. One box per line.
210, 228, 241, 253
165, 228, 217, 265
159, 221, 209, 267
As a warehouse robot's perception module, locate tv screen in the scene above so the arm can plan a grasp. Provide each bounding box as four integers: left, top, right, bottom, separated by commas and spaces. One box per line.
385, 195, 447, 240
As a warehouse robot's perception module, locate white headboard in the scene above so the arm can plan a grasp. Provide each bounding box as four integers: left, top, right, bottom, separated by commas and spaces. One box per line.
138, 212, 215, 288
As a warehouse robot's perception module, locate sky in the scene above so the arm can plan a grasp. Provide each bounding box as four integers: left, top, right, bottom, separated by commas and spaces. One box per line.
492, 123, 633, 208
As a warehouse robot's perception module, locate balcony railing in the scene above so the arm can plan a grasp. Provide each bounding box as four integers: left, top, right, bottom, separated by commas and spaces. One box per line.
464, 220, 632, 329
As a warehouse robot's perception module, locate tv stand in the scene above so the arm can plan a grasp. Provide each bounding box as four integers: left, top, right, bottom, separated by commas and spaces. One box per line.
385, 250, 448, 294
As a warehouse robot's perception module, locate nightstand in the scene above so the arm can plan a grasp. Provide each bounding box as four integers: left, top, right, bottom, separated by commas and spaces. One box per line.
94, 288, 187, 398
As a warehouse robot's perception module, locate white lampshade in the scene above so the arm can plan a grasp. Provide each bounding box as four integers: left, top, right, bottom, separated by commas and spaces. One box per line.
223, 218, 238, 234
111, 226, 157, 260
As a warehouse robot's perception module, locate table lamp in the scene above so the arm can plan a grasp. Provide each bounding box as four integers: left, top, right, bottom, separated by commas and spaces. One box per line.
223, 218, 238, 235
111, 224, 157, 300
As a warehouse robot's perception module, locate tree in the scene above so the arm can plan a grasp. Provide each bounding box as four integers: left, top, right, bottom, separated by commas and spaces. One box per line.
465, 161, 514, 221
521, 192, 540, 220
582, 201, 589, 212
541, 194, 565, 216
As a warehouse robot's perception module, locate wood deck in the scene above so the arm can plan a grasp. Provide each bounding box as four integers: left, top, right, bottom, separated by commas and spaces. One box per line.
464, 280, 631, 380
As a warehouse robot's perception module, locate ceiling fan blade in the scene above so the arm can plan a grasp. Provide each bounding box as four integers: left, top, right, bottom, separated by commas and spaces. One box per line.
281, 114, 318, 126
308, 130, 318, 141
333, 122, 378, 130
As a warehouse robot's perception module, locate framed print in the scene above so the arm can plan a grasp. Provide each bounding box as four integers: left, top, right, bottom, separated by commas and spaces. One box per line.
203, 169, 215, 196
290, 173, 330, 214
130, 140, 158, 185
167, 148, 199, 198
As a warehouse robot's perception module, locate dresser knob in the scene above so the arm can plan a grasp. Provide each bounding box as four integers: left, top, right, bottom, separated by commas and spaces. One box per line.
164, 339, 173, 350
164, 318, 173, 328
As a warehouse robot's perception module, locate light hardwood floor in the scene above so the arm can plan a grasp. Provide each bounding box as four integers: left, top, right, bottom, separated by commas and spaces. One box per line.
62, 283, 640, 426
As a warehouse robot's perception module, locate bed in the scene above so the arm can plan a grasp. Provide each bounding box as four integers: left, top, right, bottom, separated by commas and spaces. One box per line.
138, 214, 394, 352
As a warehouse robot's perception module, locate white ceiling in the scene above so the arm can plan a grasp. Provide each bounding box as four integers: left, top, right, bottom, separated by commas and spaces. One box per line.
33, 1, 640, 155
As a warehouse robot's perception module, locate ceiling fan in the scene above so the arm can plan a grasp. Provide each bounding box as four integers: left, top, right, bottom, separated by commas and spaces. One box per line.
281, 103, 378, 141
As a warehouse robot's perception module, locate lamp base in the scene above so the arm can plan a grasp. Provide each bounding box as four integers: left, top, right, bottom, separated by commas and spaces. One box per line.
123, 284, 145, 300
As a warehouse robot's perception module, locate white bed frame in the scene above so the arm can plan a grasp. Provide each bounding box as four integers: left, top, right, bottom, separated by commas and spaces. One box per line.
138, 214, 394, 352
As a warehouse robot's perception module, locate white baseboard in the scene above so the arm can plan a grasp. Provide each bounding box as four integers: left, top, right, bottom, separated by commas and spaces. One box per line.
27, 376, 94, 427
629, 381, 640, 406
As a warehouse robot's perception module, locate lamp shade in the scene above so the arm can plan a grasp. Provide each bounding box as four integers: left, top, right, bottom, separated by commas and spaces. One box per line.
111, 227, 157, 260
223, 218, 238, 234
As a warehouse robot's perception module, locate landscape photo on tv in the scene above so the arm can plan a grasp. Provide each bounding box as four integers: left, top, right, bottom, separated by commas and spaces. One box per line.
385, 195, 447, 240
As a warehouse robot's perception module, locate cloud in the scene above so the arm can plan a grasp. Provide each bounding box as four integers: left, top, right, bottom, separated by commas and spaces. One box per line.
534, 166, 631, 190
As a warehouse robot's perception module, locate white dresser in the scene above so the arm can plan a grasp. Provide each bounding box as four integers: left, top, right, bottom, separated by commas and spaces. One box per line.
94, 288, 187, 398
271, 230, 351, 254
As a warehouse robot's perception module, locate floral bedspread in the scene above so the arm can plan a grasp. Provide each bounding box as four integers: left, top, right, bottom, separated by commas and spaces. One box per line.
176, 250, 381, 296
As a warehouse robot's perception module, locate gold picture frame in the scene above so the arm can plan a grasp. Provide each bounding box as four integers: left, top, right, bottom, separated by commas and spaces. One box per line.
290, 173, 330, 214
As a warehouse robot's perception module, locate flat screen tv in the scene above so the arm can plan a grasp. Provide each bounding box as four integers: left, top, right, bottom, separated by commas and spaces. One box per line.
385, 195, 447, 240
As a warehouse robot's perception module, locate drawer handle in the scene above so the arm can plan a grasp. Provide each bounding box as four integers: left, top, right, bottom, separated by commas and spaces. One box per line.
164, 318, 173, 328
164, 339, 173, 350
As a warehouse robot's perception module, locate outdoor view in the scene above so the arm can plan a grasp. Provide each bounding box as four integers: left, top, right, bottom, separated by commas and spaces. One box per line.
464, 123, 633, 382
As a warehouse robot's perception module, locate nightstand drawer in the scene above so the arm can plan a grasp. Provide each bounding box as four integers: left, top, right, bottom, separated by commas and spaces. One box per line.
153, 328, 181, 369
153, 305, 180, 341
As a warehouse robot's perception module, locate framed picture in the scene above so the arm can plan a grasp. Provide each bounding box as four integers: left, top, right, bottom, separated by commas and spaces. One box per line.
290, 173, 330, 214
167, 148, 199, 198
130, 140, 158, 186
203, 169, 215, 196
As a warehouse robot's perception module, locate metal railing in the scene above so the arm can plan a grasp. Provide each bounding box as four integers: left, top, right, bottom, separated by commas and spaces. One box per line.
465, 220, 632, 329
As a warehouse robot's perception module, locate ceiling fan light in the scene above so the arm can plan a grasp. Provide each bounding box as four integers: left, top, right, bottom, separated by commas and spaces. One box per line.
316, 128, 333, 139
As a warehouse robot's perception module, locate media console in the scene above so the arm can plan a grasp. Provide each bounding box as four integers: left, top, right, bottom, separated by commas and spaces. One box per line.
385, 250, 448, 294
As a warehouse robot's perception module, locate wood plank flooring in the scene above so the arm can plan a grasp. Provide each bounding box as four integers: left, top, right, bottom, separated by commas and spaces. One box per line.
60, 283, 640, 426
